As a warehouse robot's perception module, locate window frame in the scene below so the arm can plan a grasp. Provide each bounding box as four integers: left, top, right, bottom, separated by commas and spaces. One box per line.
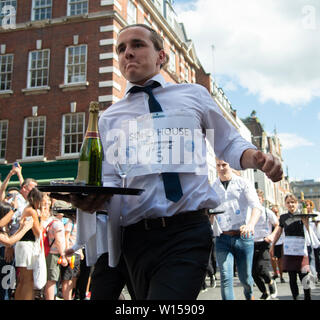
67, 0, 88, 16
31, 0, 52, 21
169, 48, 176, 73
27, 49, 50, 88
64, 44, 87, 85
0, 119, 8, 160
0, 0, 17, 19
127, 0, 137, 25
0, 53, 14, 91
61, 112, 85, 156
22, 116, 46, 159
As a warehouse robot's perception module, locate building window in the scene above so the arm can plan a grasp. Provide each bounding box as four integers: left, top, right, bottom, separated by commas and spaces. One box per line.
169, 48, 176, 72
0, 0, 16, 19
152, 0, 162, 14
127, 0, 136, 25
0, 120, 8, 159
0, 54, 13, 91
62, 113, 85, 155
28, 49, 50, 88
31, 0, 52, 21
23, 116, 46, 158
68, 0, 88, 16
165, 2, 174, 26
185, 67, 189, 82
65, 45, 87, 84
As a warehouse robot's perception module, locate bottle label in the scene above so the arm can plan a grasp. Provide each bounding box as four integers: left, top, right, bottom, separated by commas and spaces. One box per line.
76, 161, 89, 184
86, 131, 100, 139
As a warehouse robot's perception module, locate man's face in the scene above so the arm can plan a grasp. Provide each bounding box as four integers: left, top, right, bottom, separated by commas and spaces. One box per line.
258, 195, 264, 205
116, 26, 166, 85
22, 181, 37, 198
216, 160, 232, 180
285, 198, 297, 213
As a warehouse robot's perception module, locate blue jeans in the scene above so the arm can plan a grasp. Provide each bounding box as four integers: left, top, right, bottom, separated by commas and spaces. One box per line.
216, 234, 254, 300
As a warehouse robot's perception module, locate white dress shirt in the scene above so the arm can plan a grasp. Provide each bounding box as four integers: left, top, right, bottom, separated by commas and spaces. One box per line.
99, 74, 256, 266
212, 173, 261, 232
73, 211, 109, 266
100, 74, 256, 226
254, 207, 278, 242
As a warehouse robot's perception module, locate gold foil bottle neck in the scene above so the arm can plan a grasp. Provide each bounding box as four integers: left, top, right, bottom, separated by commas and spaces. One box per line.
89, 101, 100, 113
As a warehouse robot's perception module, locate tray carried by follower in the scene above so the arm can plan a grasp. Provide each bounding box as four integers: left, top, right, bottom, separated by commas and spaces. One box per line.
294, 213, 318, 218
38, 185, 144, 196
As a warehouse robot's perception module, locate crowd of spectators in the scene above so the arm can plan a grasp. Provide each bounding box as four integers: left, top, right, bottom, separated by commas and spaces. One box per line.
0, 163, 92, 300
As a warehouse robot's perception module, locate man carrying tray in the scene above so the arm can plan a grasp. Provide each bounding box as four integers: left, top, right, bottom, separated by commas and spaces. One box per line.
55, 24, 283, 300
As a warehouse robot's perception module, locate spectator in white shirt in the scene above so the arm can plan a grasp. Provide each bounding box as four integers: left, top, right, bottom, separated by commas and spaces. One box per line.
252, 189, 279, 300
213, 159, 262, 300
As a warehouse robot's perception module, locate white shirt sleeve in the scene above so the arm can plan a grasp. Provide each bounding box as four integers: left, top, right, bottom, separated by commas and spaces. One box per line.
200, 86, 256, 170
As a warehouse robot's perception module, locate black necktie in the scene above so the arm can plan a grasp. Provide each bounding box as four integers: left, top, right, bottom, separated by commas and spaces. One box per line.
129, 82, 183, 202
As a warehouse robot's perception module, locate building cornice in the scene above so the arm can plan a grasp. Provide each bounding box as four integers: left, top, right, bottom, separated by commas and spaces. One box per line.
0, 10, 126, 33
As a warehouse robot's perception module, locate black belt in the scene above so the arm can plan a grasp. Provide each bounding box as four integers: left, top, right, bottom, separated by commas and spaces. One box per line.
96, 211, 108, 216
124, 209, 210, 232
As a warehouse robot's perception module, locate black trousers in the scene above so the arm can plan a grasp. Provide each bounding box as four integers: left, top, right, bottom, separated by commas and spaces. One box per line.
122, 213, 213, 300
74, 249, 92, 300
252, 241, 273, 293
90, 252, 135, 300
288, 271, 311, 300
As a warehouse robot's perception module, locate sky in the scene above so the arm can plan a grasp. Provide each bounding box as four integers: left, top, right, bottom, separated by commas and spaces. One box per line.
172, 0, 320, 182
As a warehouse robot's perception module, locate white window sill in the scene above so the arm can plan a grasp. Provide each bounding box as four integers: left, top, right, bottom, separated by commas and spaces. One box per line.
22, 86, 50, 95
16, 156, 47, 163
0, 90, 13, 98
0, 159, 8, 164
59, 82, 89, 92
56, 154, 79, 160
29, 19, 51, 27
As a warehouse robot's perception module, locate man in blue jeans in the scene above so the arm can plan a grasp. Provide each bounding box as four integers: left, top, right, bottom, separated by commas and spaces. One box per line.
213, 159, 262, 300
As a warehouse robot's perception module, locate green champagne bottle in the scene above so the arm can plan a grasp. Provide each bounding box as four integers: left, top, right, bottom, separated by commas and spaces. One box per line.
301, 191, 307, 214
75, 101, 102, 186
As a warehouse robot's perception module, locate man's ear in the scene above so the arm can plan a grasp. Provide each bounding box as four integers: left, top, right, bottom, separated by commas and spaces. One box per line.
157, 49, 167, 67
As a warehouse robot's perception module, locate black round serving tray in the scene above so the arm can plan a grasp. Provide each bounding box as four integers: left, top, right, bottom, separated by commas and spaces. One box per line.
38, 185, 144, 196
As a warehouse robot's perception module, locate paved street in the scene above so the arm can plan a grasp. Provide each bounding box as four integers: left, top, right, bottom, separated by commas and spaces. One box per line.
123, 271, 320, 300
198, 272, 320, 300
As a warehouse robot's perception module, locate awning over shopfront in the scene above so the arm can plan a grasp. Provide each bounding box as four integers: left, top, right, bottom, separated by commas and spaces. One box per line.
0, 159, 78, 187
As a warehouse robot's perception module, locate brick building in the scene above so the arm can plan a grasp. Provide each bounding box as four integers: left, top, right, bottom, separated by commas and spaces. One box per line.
0, 0, 210, 185
243, 113, 291, 211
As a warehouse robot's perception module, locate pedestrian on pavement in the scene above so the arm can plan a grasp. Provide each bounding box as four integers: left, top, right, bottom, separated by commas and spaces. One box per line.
60, 214, 81, 300
271, 194, 312, 300
305, 199, 320, 282
14, 188, 43, 300
213, 159, 262, 300
270, 204, 285, 283
55, 23, 283, 300
42, 197, 68, 300
0, 201, 33, 300
252, 189, 279, 300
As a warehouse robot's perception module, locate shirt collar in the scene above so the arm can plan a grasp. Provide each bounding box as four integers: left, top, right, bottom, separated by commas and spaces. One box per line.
125, 73, 166, 95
